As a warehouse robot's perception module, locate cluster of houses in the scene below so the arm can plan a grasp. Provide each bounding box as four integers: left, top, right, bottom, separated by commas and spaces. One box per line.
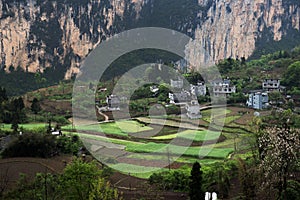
246, 79, 285, 110
101, 76, 290, 119
167, 77, 236, 119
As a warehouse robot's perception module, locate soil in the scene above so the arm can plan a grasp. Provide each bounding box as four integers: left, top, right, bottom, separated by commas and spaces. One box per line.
0, 155, 188, 199
0, 156, 72, 191
109, 172, 188, 200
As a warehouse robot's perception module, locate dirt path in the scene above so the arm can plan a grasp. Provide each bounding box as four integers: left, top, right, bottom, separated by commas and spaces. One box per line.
96, 106, 109, 122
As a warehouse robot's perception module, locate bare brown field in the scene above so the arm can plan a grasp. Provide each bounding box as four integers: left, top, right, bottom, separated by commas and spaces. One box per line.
0, 156, 72, 191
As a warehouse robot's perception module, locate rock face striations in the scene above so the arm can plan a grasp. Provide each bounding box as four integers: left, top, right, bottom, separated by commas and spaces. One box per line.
185, 0, 300, 68
0, 0, 145, 78
0, 0, 299, 77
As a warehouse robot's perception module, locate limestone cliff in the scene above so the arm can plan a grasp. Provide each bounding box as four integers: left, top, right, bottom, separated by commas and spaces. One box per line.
186, 0, 300, 68
0, 0, 299, 78
0, 0, 145, 78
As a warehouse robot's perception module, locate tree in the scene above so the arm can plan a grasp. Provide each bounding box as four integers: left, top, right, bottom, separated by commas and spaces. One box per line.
237, 158, 257, 199
257, 125, 300, 199
283, 61, 300, 88
0, 87, 7, 103
256, 110, 300, 199
3, 160, 123, 200
11, 117, 18, 133
189, 162, 205, 200
34, 72, 47, 87
88, 178, 123, 200
31, 97, 42, 114
1, 133, 57, 158
59, 159, 102, 200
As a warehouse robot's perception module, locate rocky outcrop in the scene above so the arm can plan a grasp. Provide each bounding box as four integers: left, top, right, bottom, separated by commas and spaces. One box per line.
186, 0, 300, 68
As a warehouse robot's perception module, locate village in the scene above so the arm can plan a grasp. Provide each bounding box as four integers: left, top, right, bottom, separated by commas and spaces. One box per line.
102, 75, 299, 120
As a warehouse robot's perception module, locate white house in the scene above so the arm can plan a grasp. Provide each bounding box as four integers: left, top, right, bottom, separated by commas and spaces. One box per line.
212, 79, 236, 97
150, 85, 159, 94
169, 90, 191, 104
246, 90, 269, 109
186, 100, 201, 119
191, 82, 206, 96
106, 95, 121, 110
262, 79, 285, 92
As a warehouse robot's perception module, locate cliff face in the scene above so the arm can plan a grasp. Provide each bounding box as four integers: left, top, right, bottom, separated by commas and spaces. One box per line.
186, 0, 300, 67
0, 0, 144, 78
0, 0, 300, 78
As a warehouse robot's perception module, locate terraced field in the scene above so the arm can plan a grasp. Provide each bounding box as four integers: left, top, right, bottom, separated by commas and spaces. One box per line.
1, 107, 255, 178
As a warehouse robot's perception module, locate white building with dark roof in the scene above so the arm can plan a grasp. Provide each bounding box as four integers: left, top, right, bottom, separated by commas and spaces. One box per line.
191, 82, 206, 96
212, 79, 236, 97
262, 79, 281, 91
169, 90, 191, 104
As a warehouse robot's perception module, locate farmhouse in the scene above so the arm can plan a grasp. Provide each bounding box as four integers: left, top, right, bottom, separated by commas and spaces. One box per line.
150, 85, 159, 94
169, 90, 191, 104
106, 95, 121, 110
190, 82, 206, 96
262, 79, 286, 92
212, 79, 236, 97
246, 90, 269, 110
186, 100, 202, 119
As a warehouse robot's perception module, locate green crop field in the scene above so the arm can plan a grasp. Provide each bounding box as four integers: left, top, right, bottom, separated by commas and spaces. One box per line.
104, 120, 153, 133
152, 129, 221, 142
109, 163, 168, 178
65, 131, 142, 147
1, 123, 47, 131
63, 120, 153, 136
126, 142, 233, 159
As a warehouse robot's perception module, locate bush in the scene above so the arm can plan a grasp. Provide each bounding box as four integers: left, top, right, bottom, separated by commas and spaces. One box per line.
52, 116, 69, 125
285, 180, 300, 200
56, 134, 82, 155
1, 133, 57, 158
149, 169, 190, 191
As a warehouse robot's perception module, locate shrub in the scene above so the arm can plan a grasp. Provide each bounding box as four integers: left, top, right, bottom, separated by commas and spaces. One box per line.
1, 133, 57, 158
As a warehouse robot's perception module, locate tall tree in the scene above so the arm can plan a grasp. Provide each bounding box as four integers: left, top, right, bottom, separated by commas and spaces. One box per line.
189, 162, 205, 200
257, 125, 300, 199
59, 159, 102, 200
256, 110, 300, 199
31, 97, 42, 114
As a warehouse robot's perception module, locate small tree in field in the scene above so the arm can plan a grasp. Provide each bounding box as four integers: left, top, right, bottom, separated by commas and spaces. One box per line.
31, 98, 42, 114
189, 162, 205, 200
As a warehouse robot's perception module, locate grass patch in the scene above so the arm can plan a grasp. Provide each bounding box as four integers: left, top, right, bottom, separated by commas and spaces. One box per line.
176, 157, 221, 165
109, 163, 167, 179
64, 131, 142, 146
63, 120, 152, 137
1, 123, 47, 131
152, 129, 221, 142
126, 142, 233, 159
